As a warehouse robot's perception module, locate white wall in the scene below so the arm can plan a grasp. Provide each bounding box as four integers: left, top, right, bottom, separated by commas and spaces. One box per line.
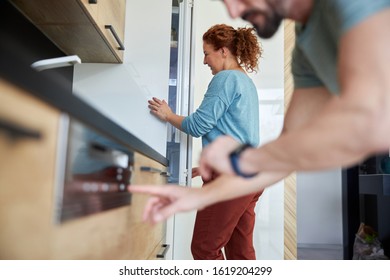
297, 169, 343, 246
174, 0, 285, 260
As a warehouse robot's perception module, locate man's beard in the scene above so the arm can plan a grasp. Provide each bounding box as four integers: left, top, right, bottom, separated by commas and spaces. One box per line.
242, 10, 283, 39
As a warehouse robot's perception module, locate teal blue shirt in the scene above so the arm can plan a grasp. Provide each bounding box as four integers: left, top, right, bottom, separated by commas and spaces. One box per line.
292, 0, 390, 94
182, 70, 259, 147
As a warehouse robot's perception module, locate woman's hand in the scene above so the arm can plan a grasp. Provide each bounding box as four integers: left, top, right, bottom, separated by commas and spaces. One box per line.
148, 97, 172, 122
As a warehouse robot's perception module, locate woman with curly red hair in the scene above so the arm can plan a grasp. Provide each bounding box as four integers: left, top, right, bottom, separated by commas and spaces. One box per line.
147, 24, 263, 259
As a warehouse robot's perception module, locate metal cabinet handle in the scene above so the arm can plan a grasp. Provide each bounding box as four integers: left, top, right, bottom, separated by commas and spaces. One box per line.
156, 244, 170, 259
140, 166, 162, 173
140, 166, 171, 178
160, 171, 171, 177
89, 0, 97, 3
104, 25, 125, 51
0, 119, 41, 141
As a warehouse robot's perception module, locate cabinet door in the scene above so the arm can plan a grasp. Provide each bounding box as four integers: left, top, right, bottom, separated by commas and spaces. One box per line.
0, 79, 60, 259
126, 152, 168, 259
95, 0, 126, 61
79, 0, 98, 19
9, 0, 125, 63
79, 0, 126, 61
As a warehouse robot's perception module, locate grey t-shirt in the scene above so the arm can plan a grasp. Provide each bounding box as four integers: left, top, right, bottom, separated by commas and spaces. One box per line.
292, 0, 390, 95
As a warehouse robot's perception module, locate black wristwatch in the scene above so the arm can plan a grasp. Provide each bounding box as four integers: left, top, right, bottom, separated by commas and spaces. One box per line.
229, 144, 258, 178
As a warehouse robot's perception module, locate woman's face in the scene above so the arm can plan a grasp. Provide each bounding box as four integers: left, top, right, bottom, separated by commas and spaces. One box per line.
203, 42, 224, 75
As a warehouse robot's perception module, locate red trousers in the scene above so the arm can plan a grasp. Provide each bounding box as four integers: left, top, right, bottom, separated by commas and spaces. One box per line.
191, 176, 263, 260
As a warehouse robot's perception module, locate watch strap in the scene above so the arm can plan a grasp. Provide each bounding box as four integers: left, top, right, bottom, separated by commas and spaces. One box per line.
229, 144, 257, 178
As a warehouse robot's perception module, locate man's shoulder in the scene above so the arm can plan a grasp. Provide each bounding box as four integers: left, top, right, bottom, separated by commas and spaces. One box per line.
323, 0, 390, 33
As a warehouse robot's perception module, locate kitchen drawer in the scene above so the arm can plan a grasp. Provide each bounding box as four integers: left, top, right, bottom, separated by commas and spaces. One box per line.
126, 152, 168, 259
0, 79, 60, 259
10, 0, 126, 63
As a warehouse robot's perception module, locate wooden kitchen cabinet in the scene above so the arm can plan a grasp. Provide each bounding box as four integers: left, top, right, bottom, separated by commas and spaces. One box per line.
126, 152, 169, 260
10, 0, 126, 63
0, 79, 61, 259
0, 79, 169, 259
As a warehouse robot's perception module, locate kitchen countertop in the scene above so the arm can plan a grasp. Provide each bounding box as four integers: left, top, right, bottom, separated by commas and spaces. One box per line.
0, 39, 168, 166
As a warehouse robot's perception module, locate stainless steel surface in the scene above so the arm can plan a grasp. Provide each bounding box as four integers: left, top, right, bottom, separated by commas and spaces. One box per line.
166, 0, 194, 185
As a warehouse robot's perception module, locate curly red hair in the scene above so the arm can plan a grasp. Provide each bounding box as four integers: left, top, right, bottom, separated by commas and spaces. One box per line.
203, 24, 263, 73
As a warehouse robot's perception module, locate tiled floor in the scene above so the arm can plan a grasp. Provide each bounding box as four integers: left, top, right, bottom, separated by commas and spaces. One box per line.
298, 246, 343, 260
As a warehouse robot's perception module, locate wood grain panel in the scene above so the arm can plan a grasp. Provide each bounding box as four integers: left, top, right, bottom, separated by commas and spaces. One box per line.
96, 0, 126, 59
0, 80, 167, 259
0, 80, 60, 259
126, 153, 167, 260
284, 20, 297, 260
9, 0, 124, 63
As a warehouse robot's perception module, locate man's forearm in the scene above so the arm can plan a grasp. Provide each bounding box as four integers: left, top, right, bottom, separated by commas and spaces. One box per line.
241, 95, 388, 172
202, 171, 290, 206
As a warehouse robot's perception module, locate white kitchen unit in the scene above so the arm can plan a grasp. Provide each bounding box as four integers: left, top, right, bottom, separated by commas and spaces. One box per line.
73, 0, 195, 260
73, 0, 172, 156
73, 0, 173, 258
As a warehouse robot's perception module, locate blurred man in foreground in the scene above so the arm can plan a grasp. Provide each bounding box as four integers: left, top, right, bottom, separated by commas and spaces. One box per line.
129, 0, 390, 224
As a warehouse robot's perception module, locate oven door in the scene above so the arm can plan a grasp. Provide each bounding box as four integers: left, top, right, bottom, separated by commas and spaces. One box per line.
54, 115, 133, 223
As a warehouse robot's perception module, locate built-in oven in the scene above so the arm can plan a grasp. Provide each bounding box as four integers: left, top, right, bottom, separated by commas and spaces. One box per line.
54, 115, 133, 223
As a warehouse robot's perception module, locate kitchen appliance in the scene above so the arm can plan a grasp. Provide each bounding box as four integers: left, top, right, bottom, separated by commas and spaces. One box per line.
55, 116, 133, 223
